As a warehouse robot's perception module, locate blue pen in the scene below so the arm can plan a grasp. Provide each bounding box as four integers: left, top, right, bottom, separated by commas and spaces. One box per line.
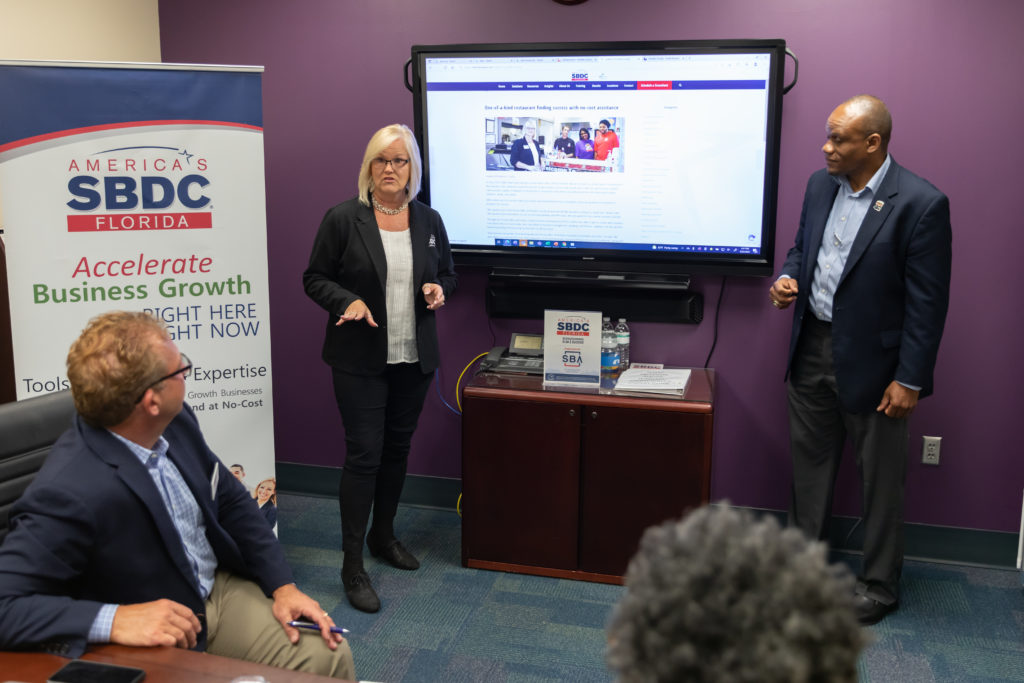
288, 619, 350, 635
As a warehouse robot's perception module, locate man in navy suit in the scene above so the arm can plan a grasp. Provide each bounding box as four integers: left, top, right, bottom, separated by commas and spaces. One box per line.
0, 311, 354, 678
769, 95, 952, 625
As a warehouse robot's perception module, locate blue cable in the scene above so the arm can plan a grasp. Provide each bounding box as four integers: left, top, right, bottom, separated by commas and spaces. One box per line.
435, 368, 461, 416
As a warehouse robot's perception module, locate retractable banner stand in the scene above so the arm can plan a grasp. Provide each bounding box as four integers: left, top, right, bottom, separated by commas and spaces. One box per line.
0, 61, 279, 516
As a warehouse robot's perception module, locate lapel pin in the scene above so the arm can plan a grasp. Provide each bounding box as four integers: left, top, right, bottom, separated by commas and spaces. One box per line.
873, 200, 885, 212
428, 234, 437, 248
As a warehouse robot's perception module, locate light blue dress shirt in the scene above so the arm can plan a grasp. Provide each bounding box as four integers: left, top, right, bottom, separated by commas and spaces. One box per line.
88, 432, 217, 642
808, 154, 892, 322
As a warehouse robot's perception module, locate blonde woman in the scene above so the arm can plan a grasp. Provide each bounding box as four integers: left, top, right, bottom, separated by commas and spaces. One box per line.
252, 477, 278, 529
303, 124, 457, 613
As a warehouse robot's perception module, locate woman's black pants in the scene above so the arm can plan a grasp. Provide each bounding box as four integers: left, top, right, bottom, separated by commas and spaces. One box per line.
331, 363, 433, 568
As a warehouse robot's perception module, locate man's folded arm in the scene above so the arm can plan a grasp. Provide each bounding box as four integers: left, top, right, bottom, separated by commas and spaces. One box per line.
0, 590, 102, 656
0, 485, 102, 655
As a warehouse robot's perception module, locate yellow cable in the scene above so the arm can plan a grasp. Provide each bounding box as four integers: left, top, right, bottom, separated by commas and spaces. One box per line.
456, 351, 488, 413
453, 353, 486, 520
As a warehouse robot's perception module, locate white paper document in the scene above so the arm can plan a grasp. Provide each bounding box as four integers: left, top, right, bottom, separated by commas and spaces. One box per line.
614, 367, 692, 395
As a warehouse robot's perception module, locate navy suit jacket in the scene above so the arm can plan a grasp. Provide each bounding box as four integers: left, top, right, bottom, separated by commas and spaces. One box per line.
0, 404, 293, 657
781, 160, 952, 413
303, 197, 457, 375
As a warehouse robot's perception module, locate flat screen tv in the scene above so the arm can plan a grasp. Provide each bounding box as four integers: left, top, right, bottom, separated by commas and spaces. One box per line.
409, 39, 787, 280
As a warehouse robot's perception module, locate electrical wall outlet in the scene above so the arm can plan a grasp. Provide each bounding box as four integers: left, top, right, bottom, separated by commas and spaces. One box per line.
922, 435, 941, 465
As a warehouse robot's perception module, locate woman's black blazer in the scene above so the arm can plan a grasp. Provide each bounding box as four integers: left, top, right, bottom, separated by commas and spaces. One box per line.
303, 197, 457, 374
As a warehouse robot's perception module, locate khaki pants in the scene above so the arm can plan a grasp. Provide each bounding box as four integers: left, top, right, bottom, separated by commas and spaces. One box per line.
205, 571, 355, 680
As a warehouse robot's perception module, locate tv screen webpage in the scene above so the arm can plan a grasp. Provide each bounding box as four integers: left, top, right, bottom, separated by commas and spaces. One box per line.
411, 40, 786, 277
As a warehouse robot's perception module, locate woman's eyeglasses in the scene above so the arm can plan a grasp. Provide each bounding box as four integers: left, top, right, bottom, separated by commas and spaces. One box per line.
371, 157, 409, 170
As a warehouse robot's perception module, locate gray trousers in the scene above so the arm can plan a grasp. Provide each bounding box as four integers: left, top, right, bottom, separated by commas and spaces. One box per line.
787, 315, 908, 604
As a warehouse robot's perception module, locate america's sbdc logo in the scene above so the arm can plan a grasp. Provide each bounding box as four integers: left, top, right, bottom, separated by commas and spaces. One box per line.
555, 316, 590, 336
556, 315, 590, 368
65, 145, 212, 232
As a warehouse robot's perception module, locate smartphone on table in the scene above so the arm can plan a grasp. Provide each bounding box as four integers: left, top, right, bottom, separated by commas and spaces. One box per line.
47, 659, 145, 683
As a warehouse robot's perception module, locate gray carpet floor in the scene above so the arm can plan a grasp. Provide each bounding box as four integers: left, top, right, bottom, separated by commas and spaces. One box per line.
277, 493, 1024, 682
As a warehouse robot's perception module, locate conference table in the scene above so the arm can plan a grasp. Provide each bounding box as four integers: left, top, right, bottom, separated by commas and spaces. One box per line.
0, 644, 349, 682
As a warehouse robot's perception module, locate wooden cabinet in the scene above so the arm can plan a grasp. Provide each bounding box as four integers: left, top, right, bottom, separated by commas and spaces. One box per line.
461, 370, 714, 584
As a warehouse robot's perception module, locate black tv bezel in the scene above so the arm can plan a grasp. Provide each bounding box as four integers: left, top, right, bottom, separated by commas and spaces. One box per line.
410, 39, 786, 279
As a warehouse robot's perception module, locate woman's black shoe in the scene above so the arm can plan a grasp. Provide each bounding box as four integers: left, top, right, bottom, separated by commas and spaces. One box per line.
342, 568, 380, 613
367, 537, 420, 570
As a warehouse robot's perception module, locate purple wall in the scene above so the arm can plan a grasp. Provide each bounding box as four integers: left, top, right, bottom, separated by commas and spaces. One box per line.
160, 0, 1024, 532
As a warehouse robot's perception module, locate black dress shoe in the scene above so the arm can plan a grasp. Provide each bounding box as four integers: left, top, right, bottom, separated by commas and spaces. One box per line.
342, 569, 380, 613
367, 537, 420, 570
853, 594, 897, 625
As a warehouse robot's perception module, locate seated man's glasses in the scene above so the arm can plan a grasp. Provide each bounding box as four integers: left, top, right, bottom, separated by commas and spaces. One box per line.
135, 353, 192, 403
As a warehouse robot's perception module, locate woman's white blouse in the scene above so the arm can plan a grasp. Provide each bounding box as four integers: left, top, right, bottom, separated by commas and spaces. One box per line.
379, 227, 418, 364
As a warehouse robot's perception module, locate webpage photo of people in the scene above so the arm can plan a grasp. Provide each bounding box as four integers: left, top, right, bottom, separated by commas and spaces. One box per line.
485, 116, 624, 173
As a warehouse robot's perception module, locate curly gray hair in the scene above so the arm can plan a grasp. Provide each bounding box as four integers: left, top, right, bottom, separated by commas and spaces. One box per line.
606, 504, 866, 683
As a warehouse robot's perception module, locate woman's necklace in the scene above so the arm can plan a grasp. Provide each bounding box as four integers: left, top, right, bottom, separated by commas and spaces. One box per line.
372, 195, 408, 215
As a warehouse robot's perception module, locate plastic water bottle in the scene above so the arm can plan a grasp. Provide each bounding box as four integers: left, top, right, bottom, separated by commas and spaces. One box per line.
601, 316, 616, 381
601, 327, 620, 388
615, 318, 630, 372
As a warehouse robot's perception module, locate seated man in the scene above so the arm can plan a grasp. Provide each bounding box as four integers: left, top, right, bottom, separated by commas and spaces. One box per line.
0, 311, 354, 679
606, 504, 866, 683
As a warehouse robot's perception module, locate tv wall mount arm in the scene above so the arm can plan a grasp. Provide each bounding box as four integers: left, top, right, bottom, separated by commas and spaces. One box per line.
783, 47, 798, 95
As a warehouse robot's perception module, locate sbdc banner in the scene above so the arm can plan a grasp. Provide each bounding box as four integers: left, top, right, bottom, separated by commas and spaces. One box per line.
0, 61, 278, 508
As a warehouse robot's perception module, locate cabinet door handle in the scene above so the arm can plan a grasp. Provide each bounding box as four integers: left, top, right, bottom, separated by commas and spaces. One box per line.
568, 409, 575, 417
591, 411, 598, 420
